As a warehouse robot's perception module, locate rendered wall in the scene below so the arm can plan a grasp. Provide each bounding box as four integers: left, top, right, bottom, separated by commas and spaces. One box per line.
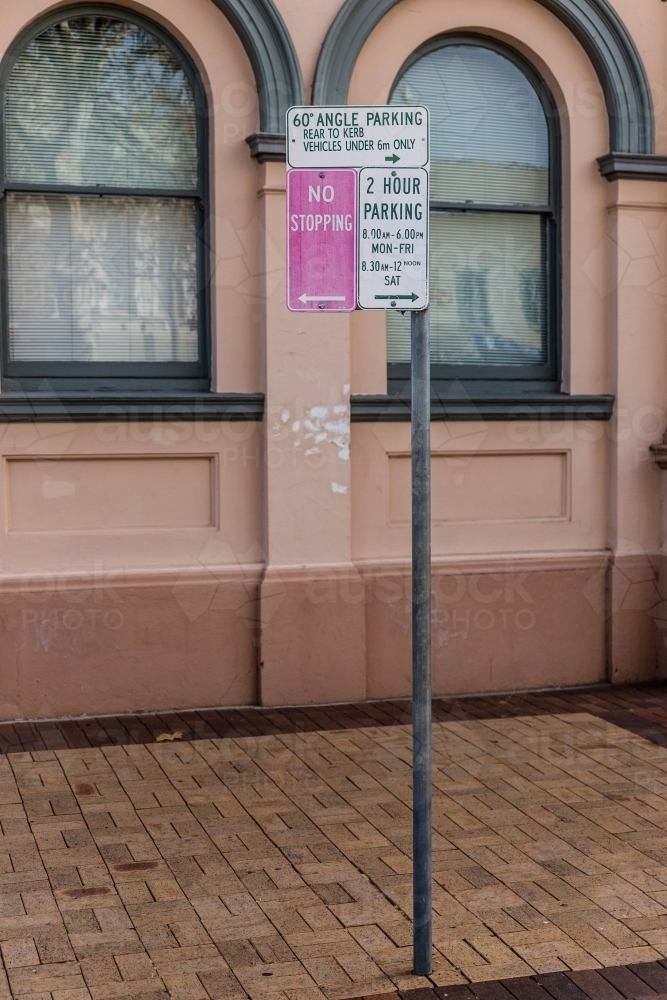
0, 418, 263, 719
0, 0, 264, 719
343, 0, 663, 700
0, 0, 665, 717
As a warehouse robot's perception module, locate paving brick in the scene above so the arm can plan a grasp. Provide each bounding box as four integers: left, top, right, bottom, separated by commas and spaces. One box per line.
566, 971, 626, 1000
627, 965, 667, 993
502, 978, 554, 1000
197, 967, 247, 999
434, 988, 477, 1000
471, 983, 517, 1000
1, 938, 40, 967
114, 952, 156, 981
398, 990, 439, 999
598, 968, 658, 998
536, 972, 592, 1000
80, 956, 121, 987
7, 960, 86, 994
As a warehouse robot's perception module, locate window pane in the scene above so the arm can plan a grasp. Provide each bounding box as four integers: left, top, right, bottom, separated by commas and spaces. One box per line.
392, 45, 548, 205
387, 213, 546, 366
7, 192, 198, 362
6, 17, 197, 190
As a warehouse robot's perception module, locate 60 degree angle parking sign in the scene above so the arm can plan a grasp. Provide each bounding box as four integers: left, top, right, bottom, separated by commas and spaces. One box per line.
287, 105, 429, 169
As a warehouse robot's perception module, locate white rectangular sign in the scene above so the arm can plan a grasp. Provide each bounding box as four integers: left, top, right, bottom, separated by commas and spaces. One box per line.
287, 106, 429, 169
357, 168, 429, 310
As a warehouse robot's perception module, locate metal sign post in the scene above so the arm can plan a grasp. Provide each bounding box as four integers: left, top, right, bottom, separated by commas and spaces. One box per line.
411, 306, 432, 976
285, 104, 433, 976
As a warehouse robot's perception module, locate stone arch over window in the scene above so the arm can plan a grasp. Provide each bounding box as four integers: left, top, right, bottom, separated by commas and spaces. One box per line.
210, 0, 303, 135
312, 0, 653, 155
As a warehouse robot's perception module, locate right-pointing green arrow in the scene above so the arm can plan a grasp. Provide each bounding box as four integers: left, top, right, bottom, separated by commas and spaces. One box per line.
384, 154, 400, 163
374, 293, 418, 301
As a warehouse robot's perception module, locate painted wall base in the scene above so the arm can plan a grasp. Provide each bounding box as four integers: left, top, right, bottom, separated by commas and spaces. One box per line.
608, 553, 660, 685
653, 554, 667, 680
360, 553, 611, 699
0, 567, 261, 721
259, 564, 367, 706
0, 552, 661, 721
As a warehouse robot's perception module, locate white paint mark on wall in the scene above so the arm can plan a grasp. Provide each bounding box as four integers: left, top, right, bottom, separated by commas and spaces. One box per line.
331, 482, 348, 494
272, 402, 350, 460
42, 477, 75, 500
294, 403, 351, 461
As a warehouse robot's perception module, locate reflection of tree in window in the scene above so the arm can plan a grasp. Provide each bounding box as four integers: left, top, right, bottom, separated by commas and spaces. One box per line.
456, 269, 494, 338
4, 14, 202, 369
8, 18, 196, 188
520, 269, 543, 329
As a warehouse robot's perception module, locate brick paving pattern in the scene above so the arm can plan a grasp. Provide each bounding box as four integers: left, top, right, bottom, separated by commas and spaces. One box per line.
4, 688, 667, 998
3, 685, 667, 756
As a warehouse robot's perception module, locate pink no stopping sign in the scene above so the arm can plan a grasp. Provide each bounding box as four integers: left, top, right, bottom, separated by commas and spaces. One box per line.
287, 168, 357, 311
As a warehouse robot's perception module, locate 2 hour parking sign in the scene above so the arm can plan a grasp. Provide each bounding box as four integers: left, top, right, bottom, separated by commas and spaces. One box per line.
357, 168, 429, 309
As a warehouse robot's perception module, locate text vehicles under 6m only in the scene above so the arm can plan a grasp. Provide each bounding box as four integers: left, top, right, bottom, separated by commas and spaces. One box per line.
287, 106, 429, 169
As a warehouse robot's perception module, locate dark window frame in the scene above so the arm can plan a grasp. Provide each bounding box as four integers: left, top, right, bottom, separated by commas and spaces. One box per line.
387, 33, 562, 398
0, 4, 211, 394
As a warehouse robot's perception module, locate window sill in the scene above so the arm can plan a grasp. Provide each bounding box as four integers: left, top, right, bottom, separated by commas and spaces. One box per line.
351, 393, 615, 422
0, 392, 265, 422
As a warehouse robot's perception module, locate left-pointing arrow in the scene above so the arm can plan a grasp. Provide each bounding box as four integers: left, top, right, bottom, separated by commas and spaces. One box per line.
298, 294, 346, 303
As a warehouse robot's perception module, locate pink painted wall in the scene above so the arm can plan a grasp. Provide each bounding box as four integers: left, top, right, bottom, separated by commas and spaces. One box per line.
0, 0, 665, 717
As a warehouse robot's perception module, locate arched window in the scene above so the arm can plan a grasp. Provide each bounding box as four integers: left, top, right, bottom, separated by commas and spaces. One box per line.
1, 9, 208, 392
388, 37, 559, 395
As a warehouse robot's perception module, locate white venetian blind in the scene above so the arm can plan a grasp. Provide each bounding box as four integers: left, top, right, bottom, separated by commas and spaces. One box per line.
7, 194, 198, 362
4, 16, 199, 364
6, 17, 197, 190
388, 44, 550, 368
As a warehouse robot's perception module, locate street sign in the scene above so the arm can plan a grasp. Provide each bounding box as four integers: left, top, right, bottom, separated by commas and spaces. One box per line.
287, 106, 429, 169
287, 168, 357, 312
284, 108, 433, 978
357, 168, 429, 310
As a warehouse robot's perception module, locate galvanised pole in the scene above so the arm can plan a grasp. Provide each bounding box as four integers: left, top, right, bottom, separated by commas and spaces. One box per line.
411, 306, 432, 976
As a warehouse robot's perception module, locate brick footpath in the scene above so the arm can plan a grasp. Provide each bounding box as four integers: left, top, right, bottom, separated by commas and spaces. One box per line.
2, 684, 667, 755
4, 686, 667, 999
